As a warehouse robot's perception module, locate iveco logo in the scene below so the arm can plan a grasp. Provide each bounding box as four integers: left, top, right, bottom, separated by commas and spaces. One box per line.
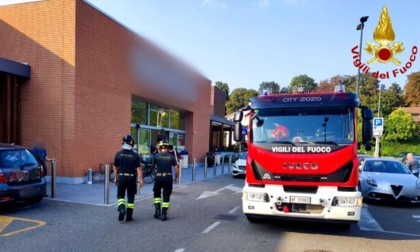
282, 162, 319, 170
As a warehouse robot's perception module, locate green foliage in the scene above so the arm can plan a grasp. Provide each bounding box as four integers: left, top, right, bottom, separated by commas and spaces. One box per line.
280, 87, 290, 93
403, 71, 420, 106
342, 73, 379, 113
259, 81, 280, 94
215, 81, 230, 99
290, 74, 317, 92
380, 83, 404, 117
379, 138, 420, 157
384, 108, 419, 141
226, 88, 259, 114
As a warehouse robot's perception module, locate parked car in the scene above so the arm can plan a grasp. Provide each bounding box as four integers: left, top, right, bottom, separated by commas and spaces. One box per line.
232, 152, 247, 177
0, 144, 46, 205
359, 157, 420, 203
357, 154, 373, 170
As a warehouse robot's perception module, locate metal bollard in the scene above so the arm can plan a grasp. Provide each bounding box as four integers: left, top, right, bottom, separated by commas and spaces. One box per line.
221, 157, 225, 174
51, 160, 57, 198
228, 154, 232, 173
178, 162, 182, 185
104, 164, 110, 204
87, 168, 93, 185
213, 159, 216, 176
192, 158, 196, 182
204, 157, 208, 179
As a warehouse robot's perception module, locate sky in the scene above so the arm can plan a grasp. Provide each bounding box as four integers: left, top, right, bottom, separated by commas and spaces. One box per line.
86, 0, 420, 92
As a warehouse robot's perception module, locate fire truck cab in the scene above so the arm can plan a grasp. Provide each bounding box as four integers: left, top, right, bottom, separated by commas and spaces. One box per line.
233, 86, 374, 227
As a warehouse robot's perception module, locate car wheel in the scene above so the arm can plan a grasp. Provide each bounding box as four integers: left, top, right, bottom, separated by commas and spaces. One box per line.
26, 196, 43, 205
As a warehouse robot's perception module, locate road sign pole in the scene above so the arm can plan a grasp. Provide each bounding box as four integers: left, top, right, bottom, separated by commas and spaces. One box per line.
374, 135, 381, 158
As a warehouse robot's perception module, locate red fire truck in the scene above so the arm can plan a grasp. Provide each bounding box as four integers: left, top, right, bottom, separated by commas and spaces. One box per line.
233, 86, 373, 227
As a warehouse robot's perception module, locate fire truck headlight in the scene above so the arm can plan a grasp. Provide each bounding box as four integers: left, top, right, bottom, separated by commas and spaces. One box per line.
244, 192, 266, 202
334, 197, 362, 207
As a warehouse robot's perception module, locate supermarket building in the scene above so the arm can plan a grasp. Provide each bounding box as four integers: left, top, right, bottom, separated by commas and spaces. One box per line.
0, 0, 232, 183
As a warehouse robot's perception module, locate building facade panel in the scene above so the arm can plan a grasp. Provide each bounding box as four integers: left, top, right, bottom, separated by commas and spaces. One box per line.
0, 0, 77, 178
0, 0, 220, 182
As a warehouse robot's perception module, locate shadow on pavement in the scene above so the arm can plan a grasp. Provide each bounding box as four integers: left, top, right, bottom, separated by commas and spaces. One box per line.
245, 217, 420, 241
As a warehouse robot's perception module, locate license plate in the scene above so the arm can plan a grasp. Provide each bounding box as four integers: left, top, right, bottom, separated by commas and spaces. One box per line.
290, 196, 311, 204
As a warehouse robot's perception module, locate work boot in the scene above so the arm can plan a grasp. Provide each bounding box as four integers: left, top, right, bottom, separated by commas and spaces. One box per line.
160, 207, 168, 221
118, 204, 126, 222
154, 203, 161, 219
126, 208, 133, 222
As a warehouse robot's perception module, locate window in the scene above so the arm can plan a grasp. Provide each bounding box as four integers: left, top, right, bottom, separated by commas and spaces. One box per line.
131, 100, 148, 125
131, 98, 186, 130
251, 107, 355, 145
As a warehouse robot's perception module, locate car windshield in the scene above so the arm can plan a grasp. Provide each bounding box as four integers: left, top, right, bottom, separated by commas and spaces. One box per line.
0, 149, 38, 169
240, 153, 248, 159
363, 160, 412, 174
251, 107, 354, 145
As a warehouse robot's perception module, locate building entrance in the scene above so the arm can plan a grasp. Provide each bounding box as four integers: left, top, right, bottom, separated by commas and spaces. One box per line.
0, 73, 18, 144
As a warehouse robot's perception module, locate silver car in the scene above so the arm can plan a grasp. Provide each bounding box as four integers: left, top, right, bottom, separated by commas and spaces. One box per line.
359, 158, 420, 203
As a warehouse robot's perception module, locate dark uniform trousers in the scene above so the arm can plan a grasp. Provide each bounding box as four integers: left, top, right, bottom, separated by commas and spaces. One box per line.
153, 174, 173, 208
117, 175, 136, 210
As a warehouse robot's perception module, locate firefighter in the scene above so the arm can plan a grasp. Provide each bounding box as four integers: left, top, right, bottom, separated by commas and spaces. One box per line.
153, 140, 179, 221
113, 135, 144, 222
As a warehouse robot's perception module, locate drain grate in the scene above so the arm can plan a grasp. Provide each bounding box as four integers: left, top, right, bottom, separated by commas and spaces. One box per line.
214, 214, 238, 221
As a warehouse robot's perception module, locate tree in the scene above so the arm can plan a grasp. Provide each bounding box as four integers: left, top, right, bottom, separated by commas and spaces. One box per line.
280, 87, 290, 93
215, 81, 230, 99
403, 71, 420, 106
290, 74, 317, 92
380, 83, 404, 117
226, 88, 259, 114
259, 81, 280, 94
315, 75, 344, 92
341, 73, 380, 113
384, 108, 419, 141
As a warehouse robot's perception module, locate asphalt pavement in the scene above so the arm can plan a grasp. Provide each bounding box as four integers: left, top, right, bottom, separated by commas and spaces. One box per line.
1, 174, 420, 252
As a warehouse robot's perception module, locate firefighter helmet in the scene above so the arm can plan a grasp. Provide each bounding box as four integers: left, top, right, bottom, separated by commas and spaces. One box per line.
273, 125, 289, 140
158, 140, 169, 149
122, 134, 135, 147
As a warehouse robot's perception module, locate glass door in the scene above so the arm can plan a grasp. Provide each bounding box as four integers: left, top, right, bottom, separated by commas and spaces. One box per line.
139, 129, 151, 163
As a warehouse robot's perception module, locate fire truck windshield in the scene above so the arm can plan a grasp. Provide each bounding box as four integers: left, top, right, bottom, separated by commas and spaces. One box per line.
251, 107, 355, 145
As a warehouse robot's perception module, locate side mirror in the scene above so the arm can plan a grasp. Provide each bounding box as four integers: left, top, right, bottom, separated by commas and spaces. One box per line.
234, 123, 243, 142
361, 106, 374, 120
361, 106, 373, 144
233, 111, 243, 123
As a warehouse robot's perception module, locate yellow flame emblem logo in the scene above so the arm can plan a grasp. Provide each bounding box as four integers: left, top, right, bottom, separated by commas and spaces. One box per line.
365, 6, 404, 65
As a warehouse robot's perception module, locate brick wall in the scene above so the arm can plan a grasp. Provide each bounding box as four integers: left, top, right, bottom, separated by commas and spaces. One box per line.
211, 86, 227, 117
0, 0, 213, 178
0, 0, 77, 177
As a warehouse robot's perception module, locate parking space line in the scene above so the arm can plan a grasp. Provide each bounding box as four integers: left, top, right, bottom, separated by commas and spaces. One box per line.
382, 230, 420, 238
358, 206, 384, 231
0, 216, 46, 237
202, 221, 221, 234
228, 206, 240, 214
174, 249, 185, 252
